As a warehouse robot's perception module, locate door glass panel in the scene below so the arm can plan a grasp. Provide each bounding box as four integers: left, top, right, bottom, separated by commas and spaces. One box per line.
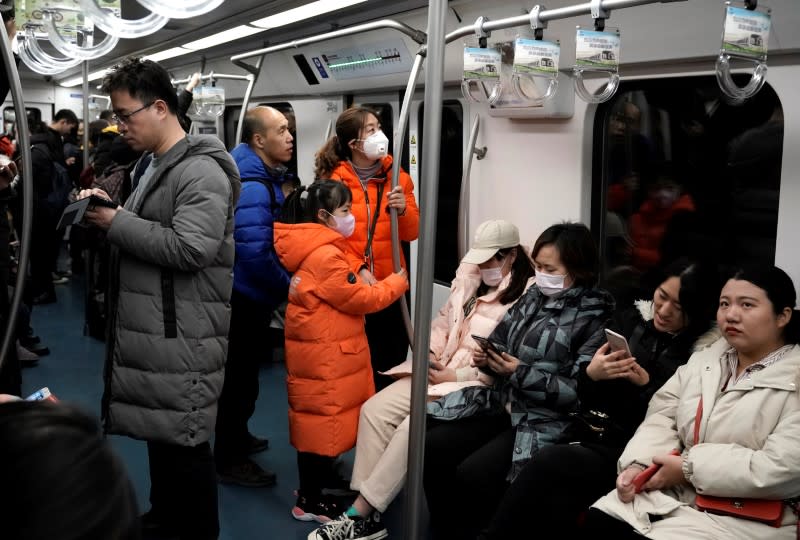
418, 100, 464, 283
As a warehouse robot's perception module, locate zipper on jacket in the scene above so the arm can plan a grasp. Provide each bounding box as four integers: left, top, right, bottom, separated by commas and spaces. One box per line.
361, 182, 374, 273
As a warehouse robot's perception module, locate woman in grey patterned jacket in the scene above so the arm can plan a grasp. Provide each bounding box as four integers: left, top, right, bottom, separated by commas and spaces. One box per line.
423, 222, 615, 539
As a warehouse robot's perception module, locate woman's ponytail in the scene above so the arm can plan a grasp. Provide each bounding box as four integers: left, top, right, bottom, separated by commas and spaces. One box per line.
314, 135, 345, 180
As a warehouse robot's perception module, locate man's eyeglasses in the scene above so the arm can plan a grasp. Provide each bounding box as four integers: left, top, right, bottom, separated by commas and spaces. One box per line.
112, 102, 154, 125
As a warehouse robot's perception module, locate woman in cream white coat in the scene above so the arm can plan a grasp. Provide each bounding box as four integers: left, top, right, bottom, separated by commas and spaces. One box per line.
585, 265, 800, 539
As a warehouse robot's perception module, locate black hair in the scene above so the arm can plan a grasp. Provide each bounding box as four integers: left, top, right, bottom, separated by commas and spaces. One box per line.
98, 109, 113, 121
483, 246, 535, 305
101, 57, 179, 115
0, 401, 140, 540
532, 222, 599, 288
653, 258, 719, 342
728, 265, 800, 344
279, 179, 352, 225
54, 109, 79, 126
1, 2, 14, 23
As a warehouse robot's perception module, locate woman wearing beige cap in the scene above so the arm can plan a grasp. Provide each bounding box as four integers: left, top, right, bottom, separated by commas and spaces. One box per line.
308, 219, 534, 540
423, 222, 616, 539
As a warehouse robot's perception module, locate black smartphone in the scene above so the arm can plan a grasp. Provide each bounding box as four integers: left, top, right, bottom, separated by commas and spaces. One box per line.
471, 335, 506, 354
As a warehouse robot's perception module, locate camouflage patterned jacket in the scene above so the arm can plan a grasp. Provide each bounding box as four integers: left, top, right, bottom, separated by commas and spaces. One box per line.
427, 285, 614, 481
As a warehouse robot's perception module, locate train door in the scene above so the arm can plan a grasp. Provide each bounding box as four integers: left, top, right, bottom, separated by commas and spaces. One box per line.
408, 90, 466, 316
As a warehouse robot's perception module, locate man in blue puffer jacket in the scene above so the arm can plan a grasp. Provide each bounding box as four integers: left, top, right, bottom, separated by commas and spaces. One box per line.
215, 106, 295, 486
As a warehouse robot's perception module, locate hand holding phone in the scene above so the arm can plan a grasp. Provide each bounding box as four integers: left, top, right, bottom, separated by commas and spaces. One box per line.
632, 449, 681, 493
471, 335, 506, 355
605, 329, 632, 358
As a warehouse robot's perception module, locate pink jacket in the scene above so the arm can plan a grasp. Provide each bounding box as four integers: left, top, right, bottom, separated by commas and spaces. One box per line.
386, 261, 533, 397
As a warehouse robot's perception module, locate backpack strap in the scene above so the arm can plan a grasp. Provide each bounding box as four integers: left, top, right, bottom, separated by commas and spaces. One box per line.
242, 177, 281, 215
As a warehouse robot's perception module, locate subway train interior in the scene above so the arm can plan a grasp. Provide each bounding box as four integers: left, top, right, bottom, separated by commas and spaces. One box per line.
2, 0, 800, 538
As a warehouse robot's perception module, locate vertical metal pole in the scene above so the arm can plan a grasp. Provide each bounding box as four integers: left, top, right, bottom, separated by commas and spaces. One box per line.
0, 23, 33, 370
82, 61, 89, 170
403, 1, 447, 539
390, 52, 424, 345
459, 115, 481, 261
234, 56, 264, 147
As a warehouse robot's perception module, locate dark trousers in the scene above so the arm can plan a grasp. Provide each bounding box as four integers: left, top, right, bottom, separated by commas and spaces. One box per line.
297, 451, 337, 496
29, 208, 57, 298
478, 442, 621, 539
423, 414, 514, 540
0, 285, 21, 395
580, 508, 643, 538
365, 298, 410, 391
214, 290, 271, 467
147, 440, 219, 540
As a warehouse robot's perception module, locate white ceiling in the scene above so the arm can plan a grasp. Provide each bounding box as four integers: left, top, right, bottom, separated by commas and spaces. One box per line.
24, 0, 430, 82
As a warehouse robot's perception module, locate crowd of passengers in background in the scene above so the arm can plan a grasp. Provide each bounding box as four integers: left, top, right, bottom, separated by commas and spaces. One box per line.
0, 54, 799, 540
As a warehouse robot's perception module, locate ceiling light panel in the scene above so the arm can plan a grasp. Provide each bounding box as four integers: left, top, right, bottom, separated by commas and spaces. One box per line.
251, 0, 368, 29
182, 25, 267, 51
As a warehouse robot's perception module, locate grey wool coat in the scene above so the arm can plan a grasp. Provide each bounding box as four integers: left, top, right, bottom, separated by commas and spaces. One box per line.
101, 135, 241, 446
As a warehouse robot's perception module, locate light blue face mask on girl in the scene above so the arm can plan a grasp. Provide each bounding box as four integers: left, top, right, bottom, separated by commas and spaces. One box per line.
327, 211, 356, 238
536, 270, 566, 296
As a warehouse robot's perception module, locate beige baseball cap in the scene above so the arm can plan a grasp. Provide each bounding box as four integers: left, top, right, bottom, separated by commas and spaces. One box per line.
461, 220, 520, 264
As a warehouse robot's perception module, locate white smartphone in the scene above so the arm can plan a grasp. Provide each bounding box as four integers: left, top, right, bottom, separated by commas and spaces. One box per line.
604, 329, 632, 358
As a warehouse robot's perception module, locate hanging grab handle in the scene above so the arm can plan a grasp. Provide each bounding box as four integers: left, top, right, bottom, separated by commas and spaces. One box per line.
715, 54, 767, 102
715, 1, 771, 102
573, 69, 620, 104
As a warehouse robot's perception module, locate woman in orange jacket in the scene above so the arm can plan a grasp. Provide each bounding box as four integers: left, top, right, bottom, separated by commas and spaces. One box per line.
315, 106, 420, 391
274, 180, 408, 524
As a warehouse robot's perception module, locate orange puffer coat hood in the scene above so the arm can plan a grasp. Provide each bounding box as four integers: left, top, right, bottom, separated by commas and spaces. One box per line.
329, 155, 419, 279
274, 222, 409, 456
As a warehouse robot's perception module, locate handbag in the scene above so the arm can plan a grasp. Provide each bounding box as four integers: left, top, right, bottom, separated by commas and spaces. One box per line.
695, 494, 783, 527
692, 397, 786, 528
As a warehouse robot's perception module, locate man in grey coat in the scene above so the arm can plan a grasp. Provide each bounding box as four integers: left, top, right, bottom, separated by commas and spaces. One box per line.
79, 57, 241, 540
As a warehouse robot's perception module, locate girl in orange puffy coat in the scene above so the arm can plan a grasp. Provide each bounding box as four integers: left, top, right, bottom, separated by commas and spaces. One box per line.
274, 180, 409, 524
315, 107, 420, 391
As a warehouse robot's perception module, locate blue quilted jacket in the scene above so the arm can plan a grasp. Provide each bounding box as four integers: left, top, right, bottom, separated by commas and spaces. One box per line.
231, 143, 290, 307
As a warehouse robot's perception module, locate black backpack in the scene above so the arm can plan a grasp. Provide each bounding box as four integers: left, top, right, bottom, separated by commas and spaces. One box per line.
31, 144, 73, 211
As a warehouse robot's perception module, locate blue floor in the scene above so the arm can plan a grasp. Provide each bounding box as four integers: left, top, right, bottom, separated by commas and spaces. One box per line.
23, 272, 427, 540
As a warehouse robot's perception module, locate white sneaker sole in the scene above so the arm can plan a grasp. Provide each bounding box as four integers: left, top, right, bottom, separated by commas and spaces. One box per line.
291, 506, 332, 524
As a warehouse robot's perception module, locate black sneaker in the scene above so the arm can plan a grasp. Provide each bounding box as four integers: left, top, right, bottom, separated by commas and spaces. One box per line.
140, 509, 178, 539
307, 512, 388, 540
217, 459, 276, 487
246, 433, 269, 454
292, 493, 346, 524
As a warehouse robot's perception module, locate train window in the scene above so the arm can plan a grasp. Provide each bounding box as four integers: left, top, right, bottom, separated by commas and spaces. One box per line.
593, 77, 783, 306
417, 100, 464, 284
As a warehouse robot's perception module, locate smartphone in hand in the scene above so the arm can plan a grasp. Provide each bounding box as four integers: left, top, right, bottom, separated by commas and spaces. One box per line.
605, 329, 632, 358
25, 387, 58, 403
471, 335, 506, 355
632, 449, 681, 493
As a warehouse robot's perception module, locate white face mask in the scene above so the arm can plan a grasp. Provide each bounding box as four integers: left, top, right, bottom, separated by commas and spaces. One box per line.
360, 130, 389, 160
480, 257, 509, 287
326, 211, 355, 238
536, 270, 566, 296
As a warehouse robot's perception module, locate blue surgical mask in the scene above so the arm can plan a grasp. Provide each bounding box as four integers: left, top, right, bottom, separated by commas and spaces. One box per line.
326, 211, 355, 238
536, 270, 566, 296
